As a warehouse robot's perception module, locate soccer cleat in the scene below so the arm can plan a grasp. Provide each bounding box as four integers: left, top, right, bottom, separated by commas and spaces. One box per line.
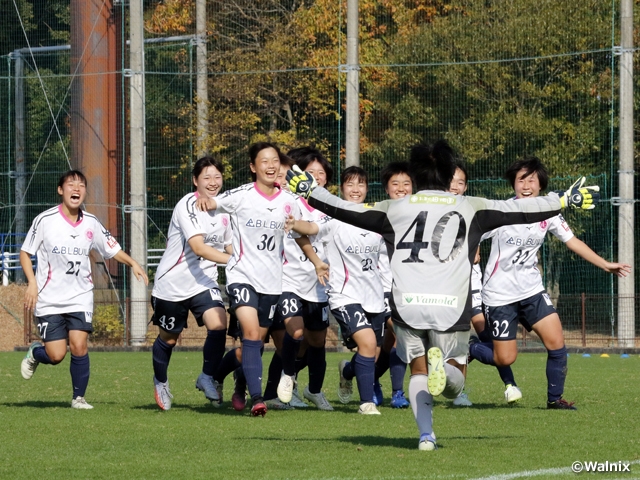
427, 347, 446, 396
195, 373, 220, 403
231, 392, 247, 411
390, 390, 411, 409
358, 402, 381, 415
250, 400, 267, 417
21, 341, 42, 380
303, 386, 334, 411
452, 391, 473, 407
264, 398, 294, 410
211, 380, 223, 408
289, 384, 309, 408
372, 381, 383, 406
547, 398, 577, 410
154, 377, 173, 411
71, 396, 94, 410
504, 384, 523, 404
277, 371, 295, 404
418, 433, 437, 451
338, 360, 353, 404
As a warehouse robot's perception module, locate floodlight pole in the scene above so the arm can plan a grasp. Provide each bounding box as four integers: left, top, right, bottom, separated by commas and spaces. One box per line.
344, 0, 359, 168
195, 0, 209, 157
617, 0, 635, 348
129, 0, 148, 345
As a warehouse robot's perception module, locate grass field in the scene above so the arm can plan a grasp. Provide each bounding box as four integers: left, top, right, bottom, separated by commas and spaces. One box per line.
0, 351, 638, 480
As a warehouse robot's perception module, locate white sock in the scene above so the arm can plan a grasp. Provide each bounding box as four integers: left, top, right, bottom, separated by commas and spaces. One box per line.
442, 363, 465, 399
409, 374, 434, 437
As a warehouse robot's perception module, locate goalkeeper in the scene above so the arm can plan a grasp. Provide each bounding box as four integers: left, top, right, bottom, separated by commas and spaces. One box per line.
288, 140, 603, 450
468, 156, 631, 410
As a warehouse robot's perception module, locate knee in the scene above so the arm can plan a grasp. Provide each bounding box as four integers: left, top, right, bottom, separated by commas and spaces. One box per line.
48, 352, 66, 365
494, 351, 516, 367
290, 328, 304, 341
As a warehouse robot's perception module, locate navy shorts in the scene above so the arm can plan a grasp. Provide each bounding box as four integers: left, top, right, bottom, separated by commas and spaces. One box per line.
331, 304, 386, 350
485, 291, 557, 341
383, 292, 392, 319
151, 288, 224, 334
36, 312, 93, 342
227, 283, 279, 329
272, 292, 330, 332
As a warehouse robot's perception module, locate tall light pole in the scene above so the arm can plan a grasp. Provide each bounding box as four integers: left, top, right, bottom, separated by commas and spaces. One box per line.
344, 0, 360, 168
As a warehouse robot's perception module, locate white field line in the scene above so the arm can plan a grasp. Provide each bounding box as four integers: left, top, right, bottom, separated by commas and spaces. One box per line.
469, 459, 640, 480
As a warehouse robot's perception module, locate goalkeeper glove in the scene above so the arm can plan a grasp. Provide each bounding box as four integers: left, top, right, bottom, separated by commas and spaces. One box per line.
286, 165, 318, 199
554, 177, 600, 210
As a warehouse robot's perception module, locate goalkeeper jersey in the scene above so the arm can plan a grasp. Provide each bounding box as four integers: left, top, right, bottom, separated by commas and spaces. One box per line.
481, 214, 574, 306
307, 188, 562, 332
21, 206, 122, 316
153, 192, 232, 302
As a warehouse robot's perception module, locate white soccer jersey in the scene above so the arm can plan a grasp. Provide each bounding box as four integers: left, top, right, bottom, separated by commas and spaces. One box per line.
215, 183, 296, 295
481, 213, 574, 306
21, 206, 122, 316
153, 192, 232, 302
378, 243, 392, 293
471, 264, 482, 292
282, 197, 329, 302
307, 187, 563, 331
315, 217, 386, 313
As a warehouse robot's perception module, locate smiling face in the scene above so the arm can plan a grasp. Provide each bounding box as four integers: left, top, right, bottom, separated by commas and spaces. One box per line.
386, 173, 413, 199
250, 147, 281, 187
449, 168, 468, 195
193, 165, 223, 198
514, 168, 542, 199
340, 174, 367, 204
304, 160, 327, 188
57, 175, 87, 212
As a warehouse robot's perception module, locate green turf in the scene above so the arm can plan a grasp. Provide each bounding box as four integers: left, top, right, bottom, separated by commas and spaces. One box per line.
0, 351, 638, 479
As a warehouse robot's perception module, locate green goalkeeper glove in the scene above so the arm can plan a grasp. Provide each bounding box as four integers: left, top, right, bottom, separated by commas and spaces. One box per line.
554, 177, 600, 210
287, 165, 318, 199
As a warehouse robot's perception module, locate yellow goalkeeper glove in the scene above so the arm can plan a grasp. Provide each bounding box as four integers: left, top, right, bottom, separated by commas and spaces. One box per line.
555, 177, 600, 210
286, 165, 318, 199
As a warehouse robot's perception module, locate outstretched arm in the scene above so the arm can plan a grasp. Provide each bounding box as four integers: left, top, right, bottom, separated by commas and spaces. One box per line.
113, 250, 149, 285
188, 235, 232, 265
20, 251, 38, 311
295, 236, 329, 286
565, 237, 632, 277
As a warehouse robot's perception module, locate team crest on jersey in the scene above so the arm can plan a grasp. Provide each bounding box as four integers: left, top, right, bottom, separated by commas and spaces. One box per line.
539, 220, 548, 230
85, 229, 93, 241
222, 217, 229, 227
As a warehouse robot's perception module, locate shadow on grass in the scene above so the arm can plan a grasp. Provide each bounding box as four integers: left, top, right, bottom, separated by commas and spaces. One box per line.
443, 402, 523, 410
131, 403, 257, 415
1, 401, 71, 408
337, 435, 420, 450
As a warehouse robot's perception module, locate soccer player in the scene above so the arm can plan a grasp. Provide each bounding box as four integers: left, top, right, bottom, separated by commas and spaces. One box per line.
373, 162, 412, 408
150, 156, 232, 411
287, 140, 599, 449
20, 170, 148, 409
274, 148, 333, 411
469, 157, 631, 410
292, 166, 387, 415
196, 142, 297, 417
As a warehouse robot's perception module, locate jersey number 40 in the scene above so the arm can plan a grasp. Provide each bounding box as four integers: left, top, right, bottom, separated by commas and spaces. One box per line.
396, 211, 466, 264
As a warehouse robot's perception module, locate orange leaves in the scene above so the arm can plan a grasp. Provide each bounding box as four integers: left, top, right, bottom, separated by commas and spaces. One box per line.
145, 0, 194, 35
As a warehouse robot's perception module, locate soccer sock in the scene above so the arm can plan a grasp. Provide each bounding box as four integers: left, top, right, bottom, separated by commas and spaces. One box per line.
478, 329, 492, 343
469, 341, 497, 366
497, 366, 517, 387
234, 367, 247, 393
152, 336, 174, 383
281, 333, 301, 377
214, 348, 241, 384
546, 345, 568, 403
295, 354, 308, 376
442, 363, 465, 399
353, 353, 375, 403
389, 348, 407, 392
375, 348, 390, 380
202, 329, 226, 377
241, 339, 264, 402
307, 345, 326, 394
264, 352, 283, 400
33, 345, 54, 364
70, 353, 90, 399
342, 353, 357, 380
409, 374, 434, 437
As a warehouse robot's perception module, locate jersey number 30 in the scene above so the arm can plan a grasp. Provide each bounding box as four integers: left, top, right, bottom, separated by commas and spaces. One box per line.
396, 211, 466, 263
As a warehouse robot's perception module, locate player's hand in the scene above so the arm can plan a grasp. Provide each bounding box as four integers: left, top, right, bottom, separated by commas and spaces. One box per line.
24, 282, 38, 312
132, 263, 149, 286
195, 196, 216, 212
603, 262, 632, 278
315, 262, 329, 286
286, 165, 317, 199
284, 214, 295, 233
555, 177, 600, 210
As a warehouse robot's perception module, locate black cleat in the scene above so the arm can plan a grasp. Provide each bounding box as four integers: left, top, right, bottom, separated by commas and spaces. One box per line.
547, 398, 577, 410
